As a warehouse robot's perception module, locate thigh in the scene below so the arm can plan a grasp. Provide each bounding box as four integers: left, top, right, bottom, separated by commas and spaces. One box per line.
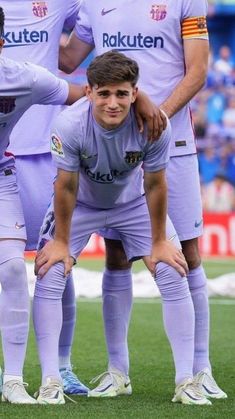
38, 200, 107, 260
104, 238, 132, 270
15, 153, 56, 250
107, 197, 180, 261
166, 154, 203, 241
0, 168, 26, 241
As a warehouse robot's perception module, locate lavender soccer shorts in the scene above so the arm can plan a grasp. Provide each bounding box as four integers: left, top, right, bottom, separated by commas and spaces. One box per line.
15, 153, 56, 250
166, 154, 203, 241
0, 168, 26, 241
38, 195, 181, 261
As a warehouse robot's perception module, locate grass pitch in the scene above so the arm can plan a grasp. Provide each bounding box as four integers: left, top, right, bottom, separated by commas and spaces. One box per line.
1, 299, 235, 418
1, 258, 235, 418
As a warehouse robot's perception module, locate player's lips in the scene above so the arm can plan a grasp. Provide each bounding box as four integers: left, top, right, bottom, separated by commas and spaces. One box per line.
106, 111, 121, 117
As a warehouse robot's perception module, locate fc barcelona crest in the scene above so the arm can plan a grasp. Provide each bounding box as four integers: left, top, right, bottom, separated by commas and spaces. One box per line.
125, 151, 143, 165
150, 5, 167, 21
32, 2, 48, 18
197, 17, 207, 31
0, 96, 16, 114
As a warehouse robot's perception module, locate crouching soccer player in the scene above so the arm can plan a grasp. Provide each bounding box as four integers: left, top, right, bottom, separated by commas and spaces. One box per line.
0, 6, 86, 404
34, 51, 211, 405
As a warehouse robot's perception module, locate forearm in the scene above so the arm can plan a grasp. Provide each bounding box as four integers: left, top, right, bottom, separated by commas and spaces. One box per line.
59, 44, 77, 74
54, 179, 77, 244
160, 39, 209, 118
144, 176, 167, 243
160, 70, 206, 118
59, 34, 94, 74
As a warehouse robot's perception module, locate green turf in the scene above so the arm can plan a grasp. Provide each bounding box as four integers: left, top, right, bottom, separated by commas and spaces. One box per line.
1, 299, 235, 418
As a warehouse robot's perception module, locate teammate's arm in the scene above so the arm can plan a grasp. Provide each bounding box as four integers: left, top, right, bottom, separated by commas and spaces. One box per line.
134, 91, 167, 140
144, 170, 188, 276
159, 38, 209, 118
35, 169, 79, 277
59, 32, 94, 74
65, 83, 86, 105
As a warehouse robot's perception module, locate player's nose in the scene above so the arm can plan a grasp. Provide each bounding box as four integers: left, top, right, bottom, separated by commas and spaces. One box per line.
108, 95, 118, 109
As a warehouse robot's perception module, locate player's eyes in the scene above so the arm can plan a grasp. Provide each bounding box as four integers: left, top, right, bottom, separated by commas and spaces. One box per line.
98, 92, 109, 97
117, 92, 129, 97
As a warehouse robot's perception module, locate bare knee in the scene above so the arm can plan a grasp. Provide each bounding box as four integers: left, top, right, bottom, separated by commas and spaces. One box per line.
104, 239, 132, 270
181, 238, 201, 270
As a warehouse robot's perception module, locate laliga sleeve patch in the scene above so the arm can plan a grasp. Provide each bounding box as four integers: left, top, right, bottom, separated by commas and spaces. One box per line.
51, 134, 65, 158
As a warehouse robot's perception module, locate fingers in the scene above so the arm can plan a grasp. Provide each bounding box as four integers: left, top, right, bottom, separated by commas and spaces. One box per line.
147, 110, 166, 141
136, 113, 144, 133
152, 114, 163, 140
172, 261, 188, 277
37, 261, 51, 279
34, 262, 39, 276
146, 117, 155, 141
64, 257, 73, 277
160, 110, 167, 130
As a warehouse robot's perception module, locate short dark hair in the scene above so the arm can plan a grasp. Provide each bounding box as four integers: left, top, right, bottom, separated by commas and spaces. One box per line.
0, 7, 5, 38
87, 51, 139, 88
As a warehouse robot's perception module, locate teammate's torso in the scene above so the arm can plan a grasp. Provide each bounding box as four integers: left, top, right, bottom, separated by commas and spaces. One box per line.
0, 57, 36, 167
76, 0, 208, 156
0, 56, 68, 169
3, 0, 78, 71
2, 0, 79, 155
84, 0, 185, 99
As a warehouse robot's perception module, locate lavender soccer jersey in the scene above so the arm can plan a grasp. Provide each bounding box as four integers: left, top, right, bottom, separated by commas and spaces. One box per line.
51, 98, 171, 209
2, 0, 80, 155
0, 56, 68, 169
75, 0, 209, 157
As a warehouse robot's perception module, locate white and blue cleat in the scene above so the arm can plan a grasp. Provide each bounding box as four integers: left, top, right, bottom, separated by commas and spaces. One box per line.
60, 368, 89, 395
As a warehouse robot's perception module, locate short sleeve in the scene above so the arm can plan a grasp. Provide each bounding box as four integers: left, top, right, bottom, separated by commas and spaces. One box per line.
74, 0, 95, 45
50, 112, 81, 172
64, 0, 81, 31
181, 0, 209, 40
30, 63, 69, 105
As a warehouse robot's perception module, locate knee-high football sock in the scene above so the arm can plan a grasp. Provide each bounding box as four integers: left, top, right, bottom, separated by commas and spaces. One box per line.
155, 263, 195, 385
102, 268, 132, 376
187, 265, 211, 374
0, 240, 29, 378
58, 273, 76, 370
33, 262, 68, 384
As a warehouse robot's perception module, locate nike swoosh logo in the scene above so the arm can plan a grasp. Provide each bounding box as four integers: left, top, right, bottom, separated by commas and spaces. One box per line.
101, 7, 117, 16
124, 382, 131, 388
202, 384, 219, 395
194, 219, 203, 228
15, 222, 25, 229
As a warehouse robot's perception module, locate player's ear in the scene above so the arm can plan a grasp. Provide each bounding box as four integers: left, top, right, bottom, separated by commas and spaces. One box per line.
131, 86, 138, 103
85, 84, 92, 101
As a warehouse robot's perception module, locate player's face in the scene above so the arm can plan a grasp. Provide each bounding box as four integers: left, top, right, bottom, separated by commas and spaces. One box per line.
86, 82, 138, 130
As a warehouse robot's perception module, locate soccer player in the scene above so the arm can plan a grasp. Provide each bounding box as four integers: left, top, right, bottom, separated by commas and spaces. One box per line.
1, 0, 89, 396
0, 6, 85, 403
2, 1, 166, 396
59, 0, 227, 401
33, 50, 211, 406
